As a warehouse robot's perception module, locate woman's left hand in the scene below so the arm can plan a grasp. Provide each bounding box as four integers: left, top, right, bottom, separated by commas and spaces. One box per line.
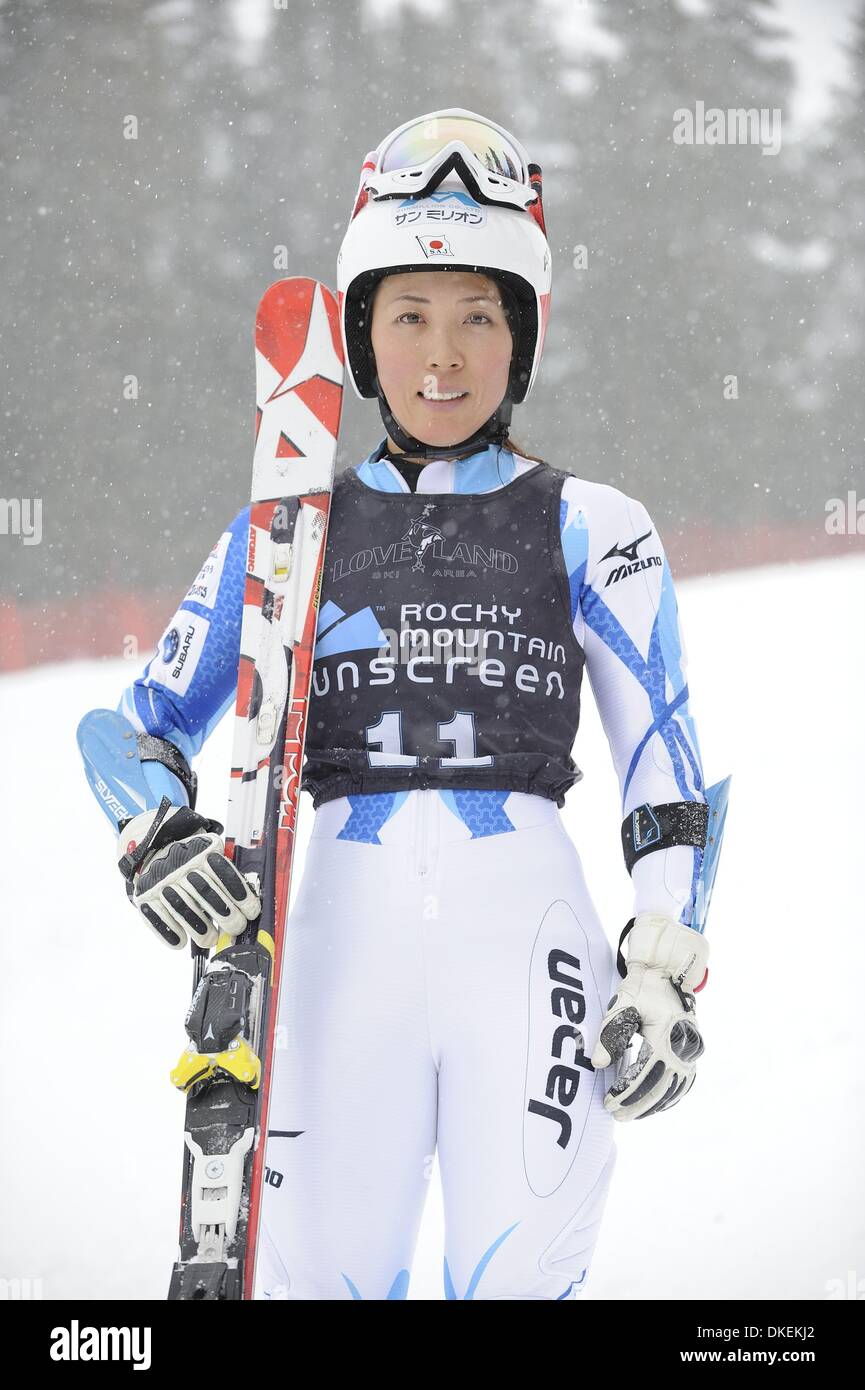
591, 913, 709, 1122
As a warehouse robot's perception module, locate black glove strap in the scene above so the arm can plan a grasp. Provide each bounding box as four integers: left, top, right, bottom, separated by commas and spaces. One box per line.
615, 916, 636, 980
137, 733, 198, 810
118, 797, 224, 883
119, 796, 174, 882
621, 800, 709, 876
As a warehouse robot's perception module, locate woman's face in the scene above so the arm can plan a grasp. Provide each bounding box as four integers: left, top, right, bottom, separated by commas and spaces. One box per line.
369, 269, 513, 450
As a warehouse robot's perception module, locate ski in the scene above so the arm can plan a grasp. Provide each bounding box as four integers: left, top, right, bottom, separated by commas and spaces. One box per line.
167, 277, 344, 1300
692, 775, 732, 934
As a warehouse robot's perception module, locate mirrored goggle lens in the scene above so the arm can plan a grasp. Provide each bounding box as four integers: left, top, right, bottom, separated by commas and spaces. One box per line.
379, 115, 527, 185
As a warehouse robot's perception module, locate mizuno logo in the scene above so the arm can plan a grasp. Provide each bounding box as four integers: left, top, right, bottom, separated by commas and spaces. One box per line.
601, 530, 653, 564
601, 530, 662, 587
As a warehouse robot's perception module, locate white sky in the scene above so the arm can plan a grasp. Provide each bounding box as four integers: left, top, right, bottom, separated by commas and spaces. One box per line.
764, 0, 861, 130
357, 0, 863, 136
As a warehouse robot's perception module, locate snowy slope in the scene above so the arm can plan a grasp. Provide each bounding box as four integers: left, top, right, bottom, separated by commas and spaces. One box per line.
1, 553, 862, 1300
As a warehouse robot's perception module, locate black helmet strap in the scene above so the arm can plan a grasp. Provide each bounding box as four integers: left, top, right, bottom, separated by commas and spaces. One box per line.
373, 377, 513, 460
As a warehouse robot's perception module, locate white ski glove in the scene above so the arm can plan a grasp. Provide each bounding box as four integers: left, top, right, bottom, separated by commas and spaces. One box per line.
590, 912, 709, 1122
117, 798, 261, 951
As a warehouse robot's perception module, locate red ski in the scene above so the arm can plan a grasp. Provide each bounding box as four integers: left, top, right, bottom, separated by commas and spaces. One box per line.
168, 279, 344, 1300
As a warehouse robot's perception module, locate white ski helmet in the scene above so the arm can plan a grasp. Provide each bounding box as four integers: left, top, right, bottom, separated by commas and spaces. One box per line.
337, 109, 552, 412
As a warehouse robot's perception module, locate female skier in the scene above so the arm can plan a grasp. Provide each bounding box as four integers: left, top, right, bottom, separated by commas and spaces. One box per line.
78, 110, 717, 1301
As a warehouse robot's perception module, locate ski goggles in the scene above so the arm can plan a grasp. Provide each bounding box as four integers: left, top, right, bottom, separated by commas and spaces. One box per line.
364, 108, 539, 213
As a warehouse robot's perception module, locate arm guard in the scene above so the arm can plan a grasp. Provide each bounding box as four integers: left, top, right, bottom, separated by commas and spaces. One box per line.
77, 708, 197, 832
620, 775, 732, 935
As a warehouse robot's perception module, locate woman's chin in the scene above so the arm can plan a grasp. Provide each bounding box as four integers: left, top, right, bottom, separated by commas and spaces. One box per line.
404, 407, 482, 448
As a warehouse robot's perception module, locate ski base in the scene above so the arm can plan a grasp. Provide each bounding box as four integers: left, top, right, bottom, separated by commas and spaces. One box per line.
168, 1261, 242, 1301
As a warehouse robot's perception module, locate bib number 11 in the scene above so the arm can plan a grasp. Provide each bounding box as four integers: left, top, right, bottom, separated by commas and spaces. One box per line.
365, 709, 493, 768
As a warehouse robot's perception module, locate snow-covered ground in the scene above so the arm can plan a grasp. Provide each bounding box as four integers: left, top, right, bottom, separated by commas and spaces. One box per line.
1, 553, 862, 1300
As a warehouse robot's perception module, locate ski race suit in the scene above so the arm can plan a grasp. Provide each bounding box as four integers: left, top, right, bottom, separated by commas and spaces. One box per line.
85, 441, 708, 1300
